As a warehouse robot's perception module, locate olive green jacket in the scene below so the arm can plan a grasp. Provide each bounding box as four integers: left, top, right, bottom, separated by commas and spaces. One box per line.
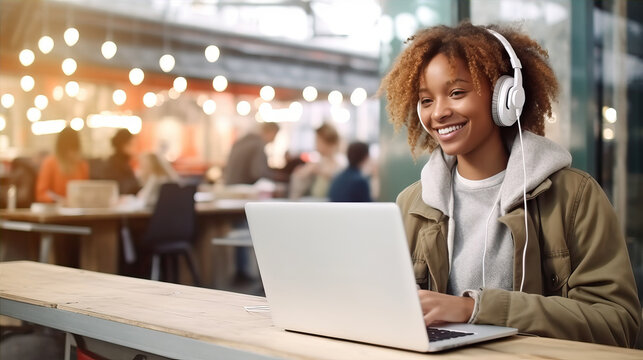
397, 168, 641, 347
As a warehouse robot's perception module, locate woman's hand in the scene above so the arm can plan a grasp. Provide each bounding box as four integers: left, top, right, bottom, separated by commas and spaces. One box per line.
418, 290, 474, 326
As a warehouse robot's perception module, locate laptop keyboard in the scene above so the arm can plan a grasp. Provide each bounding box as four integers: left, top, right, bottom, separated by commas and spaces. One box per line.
427, 327, 474, 342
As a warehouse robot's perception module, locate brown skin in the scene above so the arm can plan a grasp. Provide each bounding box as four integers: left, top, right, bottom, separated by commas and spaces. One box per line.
419, 290, 474, 325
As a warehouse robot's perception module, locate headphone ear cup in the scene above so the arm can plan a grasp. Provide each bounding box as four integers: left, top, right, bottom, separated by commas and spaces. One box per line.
491, 75, 518, 127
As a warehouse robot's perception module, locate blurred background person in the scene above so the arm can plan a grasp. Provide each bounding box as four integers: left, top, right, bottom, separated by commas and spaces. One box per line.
102, 129, 140, 195
328, 141, 372, 202
136, 152, 180, 209
289, 123, 343, 199
223, 122, 279, 186
7, 157, 38, 208
35, 127, 89, 203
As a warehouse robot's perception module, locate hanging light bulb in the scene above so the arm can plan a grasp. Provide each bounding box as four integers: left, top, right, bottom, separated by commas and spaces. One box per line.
38, 35, 54, 54
65, 81, 80, 97
328, 90, 343, 106
19, 49, 35, 66
129, 68, 144, 86
212, 75, 228, 92
203, 99, 216, 115
70, 117, 84, 131
52, 86, 64, 101
20, 75, 35, 92
64, 27, 79, 46
260, 86, 275, 101
26, 107, 42, 122
302, 86, 318, 102
173, 76, 187, 93
1, 94, 15, 109
112, 89, 127, 106
34, 95, 48, 110
159, 54, 175, 72
236, 101, 251, 116
101, 40, 117, 59
350, 87, 368, 106
143, 92, 157, 108
61, 58, 77, 76
205, 45, 220, 62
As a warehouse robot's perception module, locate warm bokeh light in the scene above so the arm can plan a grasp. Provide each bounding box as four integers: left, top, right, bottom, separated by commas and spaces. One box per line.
143, 92, 157, 108
173, 76, 187, 93
289, 101, 303, 118
168, 88, 180, 100
31, 119, 67, 135
603, 106, 617, 123
1, 94, 15, 109
328, 90, 343, 106
62, 58, 77, 76
38, 35, 54, 54
302, 86, 318, 102
603, 128, 615, 140
237, 100, 251, 116
203, 99, 217, 115
205, 45, 220, 62
64, 27, 80, 46
129, 68, 145, 86
331, 106, 350, 123
112, 89, 127, 106
19, 49, 35, 66
212, 75, 228, 92
70, 117, 84, 131
34, 95, 48, 110
65, 81, 80, 97
26, 107, 41, 122
258, 102, 272, 115
53, 86, 64, 101
87, 113, 142, 134
101, 41, 117, 59
350, 87, 367, 106
20, 75, 35, 92
0, 115, 6, 131
159, 54, 175, 72
260, 86, 275, 101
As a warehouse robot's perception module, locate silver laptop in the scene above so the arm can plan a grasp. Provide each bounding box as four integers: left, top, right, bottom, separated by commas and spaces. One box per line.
245, 202, 517, 352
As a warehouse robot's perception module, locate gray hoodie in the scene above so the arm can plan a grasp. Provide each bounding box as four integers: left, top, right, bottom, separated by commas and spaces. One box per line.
419, 131, 572, 295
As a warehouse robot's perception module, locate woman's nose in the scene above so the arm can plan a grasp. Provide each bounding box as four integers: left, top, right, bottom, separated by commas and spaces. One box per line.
431, 99, 452, 122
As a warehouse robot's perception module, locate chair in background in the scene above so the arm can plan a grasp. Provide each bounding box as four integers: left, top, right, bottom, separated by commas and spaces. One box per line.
142, 183, 201, 286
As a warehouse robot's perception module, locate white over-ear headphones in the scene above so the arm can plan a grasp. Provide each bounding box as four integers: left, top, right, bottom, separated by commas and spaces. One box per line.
487, 29, 525, 127
416, 28, 526, 131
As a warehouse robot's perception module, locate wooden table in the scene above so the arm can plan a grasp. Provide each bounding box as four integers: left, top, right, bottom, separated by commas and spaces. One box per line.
1, 261, 641, 360
0, 201, 246, 284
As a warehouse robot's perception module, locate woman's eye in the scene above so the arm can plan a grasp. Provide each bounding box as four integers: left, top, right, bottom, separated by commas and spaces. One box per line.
420, 98, 433, 106
450, 90, 466, 97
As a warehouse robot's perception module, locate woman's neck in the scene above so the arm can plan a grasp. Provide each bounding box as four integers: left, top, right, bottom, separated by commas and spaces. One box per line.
455, 136, 509, 180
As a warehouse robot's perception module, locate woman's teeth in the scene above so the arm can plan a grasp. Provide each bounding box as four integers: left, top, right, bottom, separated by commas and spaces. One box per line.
437, 124, 464, 135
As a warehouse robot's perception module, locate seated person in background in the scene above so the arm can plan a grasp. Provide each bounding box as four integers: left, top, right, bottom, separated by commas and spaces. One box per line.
289, 123, 344, 199
36, 127, 89, 203
223, 122, 279, 186
328, 142, 372, 202
9, 157, 38, 208
103, 129, 140, 195
136, 153, 180, 208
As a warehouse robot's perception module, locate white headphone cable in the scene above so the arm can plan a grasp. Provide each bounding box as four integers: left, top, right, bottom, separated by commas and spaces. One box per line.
516, 110, 529, 293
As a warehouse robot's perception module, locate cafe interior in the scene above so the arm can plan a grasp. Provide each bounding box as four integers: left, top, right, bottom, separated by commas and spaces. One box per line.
0, 0, 642, 358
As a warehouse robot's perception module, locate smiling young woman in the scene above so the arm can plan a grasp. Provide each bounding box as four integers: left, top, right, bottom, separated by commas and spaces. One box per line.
379, 22, 641, 348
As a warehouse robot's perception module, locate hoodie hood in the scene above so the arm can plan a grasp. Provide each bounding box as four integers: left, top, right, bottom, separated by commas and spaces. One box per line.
421, 131, 572, 216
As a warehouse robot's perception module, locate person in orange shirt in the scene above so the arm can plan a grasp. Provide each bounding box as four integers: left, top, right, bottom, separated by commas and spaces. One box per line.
35, 126, 89, 203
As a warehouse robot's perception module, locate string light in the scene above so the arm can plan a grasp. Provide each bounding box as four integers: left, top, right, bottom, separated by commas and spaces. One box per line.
64, 27, 79, 46
101, 40, 117, 59
34, 95, 48, 110
70, 117, 84, 130
173, 76, 187, 93
328, 90, 343, 106
203, 99, 216, 115
302, 86, 318, 102
212, 75, 228, 92
65, 81, 80, 97
236, 101, 251, 116
38, 35, 54, 54
159, 54, 175, 72
26, 107, 42, 122
62, 58, 77, 76
112, 89, 127, 106
129, 68, 144, 86
260, 86, 275, 101
19, 49, 35, 66
205, 45, 220, 62
20, 76, 35, 92
350, 87, 367, 106
1, 94, 15, 109
143, 92, 157, 108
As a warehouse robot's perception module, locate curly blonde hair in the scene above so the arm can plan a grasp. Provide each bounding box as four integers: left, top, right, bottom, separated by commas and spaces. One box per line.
379, 22, 558, 154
